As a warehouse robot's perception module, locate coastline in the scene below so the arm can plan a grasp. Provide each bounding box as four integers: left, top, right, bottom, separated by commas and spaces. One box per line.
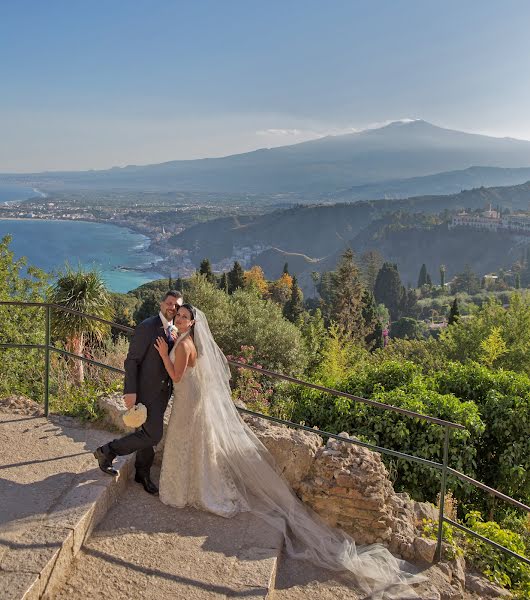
0, 216, 168, 279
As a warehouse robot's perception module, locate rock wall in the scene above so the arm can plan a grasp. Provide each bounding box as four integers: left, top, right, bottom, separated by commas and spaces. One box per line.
245, 416, 421, 561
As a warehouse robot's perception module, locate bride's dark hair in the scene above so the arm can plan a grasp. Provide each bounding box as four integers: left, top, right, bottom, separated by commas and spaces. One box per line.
179, 303, 196, 340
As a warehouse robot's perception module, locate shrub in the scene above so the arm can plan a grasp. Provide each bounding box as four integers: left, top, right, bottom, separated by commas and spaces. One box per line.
435, 362, 530, 512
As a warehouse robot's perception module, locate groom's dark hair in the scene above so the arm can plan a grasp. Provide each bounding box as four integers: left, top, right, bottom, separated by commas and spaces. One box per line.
163, 290, 183, 301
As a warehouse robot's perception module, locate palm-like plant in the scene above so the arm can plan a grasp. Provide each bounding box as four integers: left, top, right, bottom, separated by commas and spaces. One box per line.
49, 265, 114, 383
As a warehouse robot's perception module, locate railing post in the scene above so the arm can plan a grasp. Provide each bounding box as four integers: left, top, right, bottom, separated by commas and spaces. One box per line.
44, 304, 51, 417
436, 426, 450, 561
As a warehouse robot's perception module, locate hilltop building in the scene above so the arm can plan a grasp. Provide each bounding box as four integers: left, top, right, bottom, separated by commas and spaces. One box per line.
450, 204, 530, 236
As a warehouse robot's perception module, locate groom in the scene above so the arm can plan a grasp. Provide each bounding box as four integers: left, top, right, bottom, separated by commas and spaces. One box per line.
94, 289, 183, 494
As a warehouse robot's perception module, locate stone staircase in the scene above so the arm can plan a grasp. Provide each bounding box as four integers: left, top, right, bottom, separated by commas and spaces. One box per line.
0, 405, 512, 600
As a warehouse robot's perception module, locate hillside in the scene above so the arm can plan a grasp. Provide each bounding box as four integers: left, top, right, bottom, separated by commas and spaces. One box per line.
170, 180, 530, 266
350, 221, 521, 286
3, 120, 530, 194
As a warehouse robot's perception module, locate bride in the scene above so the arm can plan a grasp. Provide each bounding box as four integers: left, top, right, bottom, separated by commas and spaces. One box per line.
154, 303, 422, 599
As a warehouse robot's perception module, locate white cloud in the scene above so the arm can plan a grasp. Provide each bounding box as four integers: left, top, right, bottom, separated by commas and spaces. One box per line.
256, 128, 305, 136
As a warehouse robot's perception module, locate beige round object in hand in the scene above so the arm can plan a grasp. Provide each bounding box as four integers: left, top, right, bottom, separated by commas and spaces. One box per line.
122, 403, 147, 428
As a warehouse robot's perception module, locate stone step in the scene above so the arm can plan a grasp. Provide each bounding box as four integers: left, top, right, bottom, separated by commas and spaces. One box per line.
53, 476, 284, 599
0, 412, 135, 600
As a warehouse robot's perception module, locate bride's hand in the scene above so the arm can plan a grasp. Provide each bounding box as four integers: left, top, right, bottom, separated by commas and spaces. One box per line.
154, 337, 169, 357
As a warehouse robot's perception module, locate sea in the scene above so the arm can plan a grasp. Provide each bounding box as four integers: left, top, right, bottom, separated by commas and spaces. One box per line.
0, 185, 165, 293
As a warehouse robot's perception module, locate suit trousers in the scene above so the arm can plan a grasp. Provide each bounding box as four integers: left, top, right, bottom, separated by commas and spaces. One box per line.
106, 382, 172, 476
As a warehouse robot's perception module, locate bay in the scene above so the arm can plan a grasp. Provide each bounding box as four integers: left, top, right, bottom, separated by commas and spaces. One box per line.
0, 219, 165, 293
0, 184, 42, 204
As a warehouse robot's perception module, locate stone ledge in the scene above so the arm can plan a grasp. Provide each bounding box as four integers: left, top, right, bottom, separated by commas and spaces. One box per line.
0, 454, 134, 600
227, 523, 284, 599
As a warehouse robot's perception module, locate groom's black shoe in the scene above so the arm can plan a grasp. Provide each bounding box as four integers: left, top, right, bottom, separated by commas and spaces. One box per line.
93, 446, 118, 476
135, 473, 159, 495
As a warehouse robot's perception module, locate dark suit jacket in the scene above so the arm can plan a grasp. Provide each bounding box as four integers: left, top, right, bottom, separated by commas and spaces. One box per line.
123, 315, 172, 403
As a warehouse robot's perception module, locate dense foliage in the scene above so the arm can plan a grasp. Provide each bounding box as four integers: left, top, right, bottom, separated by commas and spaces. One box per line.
1, 234, 529, 592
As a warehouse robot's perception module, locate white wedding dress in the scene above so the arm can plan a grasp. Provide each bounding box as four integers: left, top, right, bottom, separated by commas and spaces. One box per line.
159, 310, 422, 599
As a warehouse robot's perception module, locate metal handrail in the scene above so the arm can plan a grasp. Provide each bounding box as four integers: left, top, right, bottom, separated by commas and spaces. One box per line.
232, 361, 466, 430
0, 299, 528, 571
0, 301, 464, 429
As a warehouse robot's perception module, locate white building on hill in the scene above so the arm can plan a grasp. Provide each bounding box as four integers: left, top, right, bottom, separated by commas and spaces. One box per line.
450, 205, 530, 237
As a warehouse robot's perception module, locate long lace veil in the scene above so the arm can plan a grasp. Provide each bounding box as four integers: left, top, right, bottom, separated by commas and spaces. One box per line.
192, 308, 422, 599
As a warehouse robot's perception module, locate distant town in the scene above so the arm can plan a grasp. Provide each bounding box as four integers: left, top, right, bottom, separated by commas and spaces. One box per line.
0, 190, 277, 279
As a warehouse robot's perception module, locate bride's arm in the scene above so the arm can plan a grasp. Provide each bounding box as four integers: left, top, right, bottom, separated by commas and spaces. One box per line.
154, 337, 190, 383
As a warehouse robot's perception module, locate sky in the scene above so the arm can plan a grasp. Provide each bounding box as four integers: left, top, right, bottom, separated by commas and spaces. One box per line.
2, 0, 530, 172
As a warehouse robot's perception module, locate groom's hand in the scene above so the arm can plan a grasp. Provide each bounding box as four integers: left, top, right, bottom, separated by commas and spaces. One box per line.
124, 393, 136, 410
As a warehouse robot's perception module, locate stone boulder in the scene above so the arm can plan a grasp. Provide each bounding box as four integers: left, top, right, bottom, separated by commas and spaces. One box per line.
243, 415, 322, 488
97, 392, 135, 434
465, 573, 512, 598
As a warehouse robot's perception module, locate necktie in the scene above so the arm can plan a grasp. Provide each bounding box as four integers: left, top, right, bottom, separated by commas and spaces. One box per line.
167, 325, 175, 350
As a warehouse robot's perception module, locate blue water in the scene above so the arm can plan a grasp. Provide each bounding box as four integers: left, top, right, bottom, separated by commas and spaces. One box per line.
0, 184, 40, 204
0, 219, 165, 293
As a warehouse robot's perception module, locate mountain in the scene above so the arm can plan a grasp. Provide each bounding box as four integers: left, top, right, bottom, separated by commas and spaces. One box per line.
333, 166, 530, 201
3, 120, 530, 194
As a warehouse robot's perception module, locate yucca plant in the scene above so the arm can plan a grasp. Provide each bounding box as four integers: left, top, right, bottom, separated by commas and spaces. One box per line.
49, 265, 113, 384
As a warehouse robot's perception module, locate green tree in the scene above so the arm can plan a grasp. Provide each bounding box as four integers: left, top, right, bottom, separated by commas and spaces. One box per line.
48, 265, 113, 383
400, 288, 419, 318
110, 292, 139, 334
283, 275, 304, 323
361, 289, 381, 349
298, 308, 327, 376
283, 262, 289, 275
451, 265, 481, 295
313, 324, 368, 387
330, 249, 365, 339
418, 264, 428, 288
180, 273, 232, 344
439, 264, 446, 288
228, 289, 307, 375
441, 293, 530, 374
0, 235, 48, 400
133, 290, 161, 324
218, 272, 229, 294
480, 326, 508, 368
360, 250, 384, 292
291, 360, 483, 502
227, 261, 245, 294
183, 275, 307, 375
199, 258, 216, 284
436, 362, 530, 511
374, 262, 405, 321
448, 298, 460, 325
390, 317, 427, 340
316, 270, 335, 323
